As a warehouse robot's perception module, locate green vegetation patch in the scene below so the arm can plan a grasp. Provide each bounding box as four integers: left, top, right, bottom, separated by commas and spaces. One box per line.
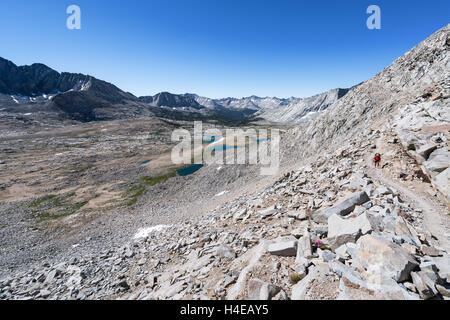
289, 273, 303, 284
29, 193, 89, 222
29, 194, 57, 207
64, 163, 96, 175
123, 172, 177, 206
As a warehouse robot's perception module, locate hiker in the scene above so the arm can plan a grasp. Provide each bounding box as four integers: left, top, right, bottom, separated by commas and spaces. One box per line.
374, 153, 381, 168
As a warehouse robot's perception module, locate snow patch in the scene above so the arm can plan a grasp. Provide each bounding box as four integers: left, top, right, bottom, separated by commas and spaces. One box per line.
133, 225, 171, 240
80, 81, 91, 91
215, 190, 229, 197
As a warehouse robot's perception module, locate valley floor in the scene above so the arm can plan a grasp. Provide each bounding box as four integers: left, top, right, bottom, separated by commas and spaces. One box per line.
0, 118, 285, 279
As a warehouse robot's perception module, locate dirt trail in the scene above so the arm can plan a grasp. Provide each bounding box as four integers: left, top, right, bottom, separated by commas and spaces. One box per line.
364, 135, 450, 252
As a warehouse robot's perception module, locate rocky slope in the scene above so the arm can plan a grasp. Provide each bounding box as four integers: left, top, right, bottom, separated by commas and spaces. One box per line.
1, 123, 448, 300
253, 88, 350, 123
282, 23, 449, 164
394, 97, 450, 202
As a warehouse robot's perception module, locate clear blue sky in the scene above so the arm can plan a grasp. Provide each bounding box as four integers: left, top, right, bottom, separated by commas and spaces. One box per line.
0, 0, 448, 98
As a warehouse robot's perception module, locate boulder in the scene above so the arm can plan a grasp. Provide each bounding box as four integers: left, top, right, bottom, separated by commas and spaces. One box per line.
394, 217, 421, 246
44, 269, 62, 284
267, 241, 297, 257
408, 151, 426, 164
335, 244, 350, 259
432, 167, 450, 202
233, 208, 247, 221
247, 278, 281, 300
396, 130, 419, 151
419, 262, 443, 284
436, 283, 450, 297
330, 261, 419, 300
330, 261, 384, 300
154, 280, 186, 299
420, 245, 440, 257
318, 248, 336, 262
416, 143, 438, 160
411, 271, 439, 299
313, 191, 370, 223
327, 213, 375, 250
430, 255, 450, 281
215, 245, 236, 260
296, 233, 313, 261
356, 234, 419, 283
423, 148, 450, 177
374, 186, 393, 197
226, 241, 270, 300
291, 263, 329, 300
428, 147, 450, 161
258, 206, 277, 218
287, 210, 307, 220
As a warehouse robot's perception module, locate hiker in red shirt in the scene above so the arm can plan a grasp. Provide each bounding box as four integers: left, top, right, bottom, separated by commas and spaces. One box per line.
374, 153, 381, 168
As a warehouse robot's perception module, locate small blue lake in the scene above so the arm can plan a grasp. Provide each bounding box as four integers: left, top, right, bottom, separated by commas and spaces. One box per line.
177, 164, 204, 176
140, 160, 152, 165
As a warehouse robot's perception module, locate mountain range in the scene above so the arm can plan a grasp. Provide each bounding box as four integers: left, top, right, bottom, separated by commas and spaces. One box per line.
0, 56, 350, 124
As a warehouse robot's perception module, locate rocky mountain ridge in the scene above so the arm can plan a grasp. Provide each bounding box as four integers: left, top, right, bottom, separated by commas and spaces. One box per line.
0, 56, 349, 124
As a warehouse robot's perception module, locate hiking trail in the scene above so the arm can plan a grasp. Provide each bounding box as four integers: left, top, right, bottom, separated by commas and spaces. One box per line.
364, 135, 450, 252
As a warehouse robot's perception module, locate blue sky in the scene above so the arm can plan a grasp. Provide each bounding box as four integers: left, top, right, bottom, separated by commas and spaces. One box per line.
0, 0, 448, 98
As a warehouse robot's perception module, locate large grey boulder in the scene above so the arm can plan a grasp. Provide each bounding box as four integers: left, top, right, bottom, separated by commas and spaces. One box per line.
291, 263, 329, 300
431, 167, 450, 202
330, 262, 419, 300
327, 213, 376, 250
258, 206, 277, 218
416, 143, 438, 160
423, 148, 450, 178
411, 271, 439, 299
267, 241, 297, 257
330, 261, 384, 300
318, 248, 336, 262
394, 217, 421, 247
396, 129, 420, 151
313, 191, 370, 223
247, 278, 281, 300
430, 255, 450, 281
419, 262, 444, 284
356, 234, 419, 283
